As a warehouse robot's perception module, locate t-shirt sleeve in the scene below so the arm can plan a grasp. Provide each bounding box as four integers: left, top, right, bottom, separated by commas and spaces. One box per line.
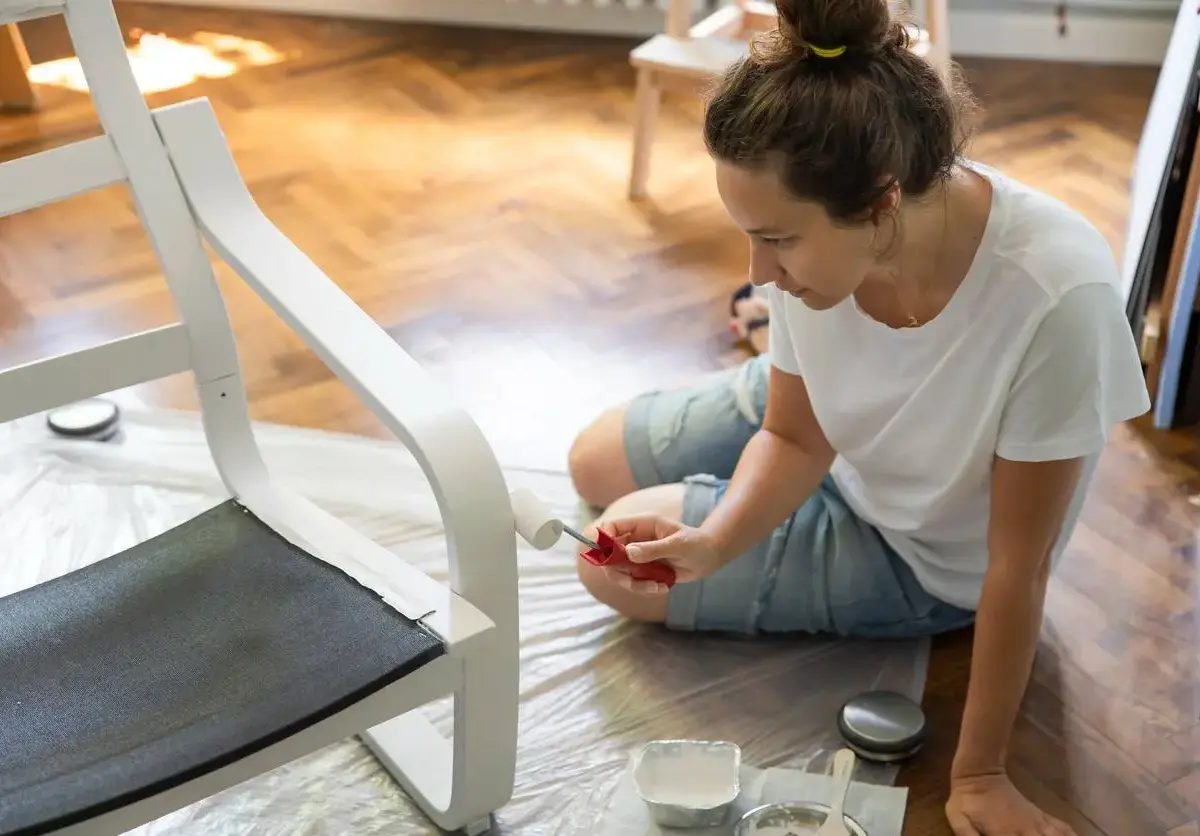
996, 282, 1151, 462
766, 285, 804, 377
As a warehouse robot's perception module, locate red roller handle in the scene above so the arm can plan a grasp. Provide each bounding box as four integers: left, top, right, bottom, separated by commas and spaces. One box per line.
579, 528, 677, 588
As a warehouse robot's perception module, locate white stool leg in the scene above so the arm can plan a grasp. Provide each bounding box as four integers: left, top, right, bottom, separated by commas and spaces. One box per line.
922, 0, 951, 77
629, 67, 662, 201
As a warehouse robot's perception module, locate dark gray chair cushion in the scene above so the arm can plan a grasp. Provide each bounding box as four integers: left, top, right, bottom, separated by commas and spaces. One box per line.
0, 499, 446, 835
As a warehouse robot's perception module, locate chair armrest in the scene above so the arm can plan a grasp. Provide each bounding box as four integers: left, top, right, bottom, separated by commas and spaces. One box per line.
152, 98, 518, 630
0, 0, 61, 25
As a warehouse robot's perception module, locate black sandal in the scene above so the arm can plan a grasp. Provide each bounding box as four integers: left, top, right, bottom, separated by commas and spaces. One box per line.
729, 282, 769, 337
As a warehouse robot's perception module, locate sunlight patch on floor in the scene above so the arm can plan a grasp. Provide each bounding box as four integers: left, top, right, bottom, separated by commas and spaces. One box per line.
28, 30, 285, 94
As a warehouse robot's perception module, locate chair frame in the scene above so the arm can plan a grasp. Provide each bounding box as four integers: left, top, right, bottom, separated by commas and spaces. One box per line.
627, 0, 951, 200
0, 1, 520, 833
0, 22, 35, 111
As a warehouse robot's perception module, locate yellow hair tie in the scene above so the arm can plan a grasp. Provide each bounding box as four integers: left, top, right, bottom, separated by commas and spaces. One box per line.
809, 44, 847, 58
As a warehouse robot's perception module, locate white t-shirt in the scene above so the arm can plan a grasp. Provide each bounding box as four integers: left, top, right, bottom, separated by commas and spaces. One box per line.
767, 163, 1151, 610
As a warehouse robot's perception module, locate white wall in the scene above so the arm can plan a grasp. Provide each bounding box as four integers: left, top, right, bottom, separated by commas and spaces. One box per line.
140, 0, 1180, 66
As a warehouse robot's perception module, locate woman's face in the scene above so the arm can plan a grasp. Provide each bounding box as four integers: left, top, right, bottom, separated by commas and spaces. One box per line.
715, 160, 885, 310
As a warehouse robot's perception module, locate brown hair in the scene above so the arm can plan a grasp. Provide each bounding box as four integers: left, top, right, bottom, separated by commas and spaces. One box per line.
703, 0, 978, 223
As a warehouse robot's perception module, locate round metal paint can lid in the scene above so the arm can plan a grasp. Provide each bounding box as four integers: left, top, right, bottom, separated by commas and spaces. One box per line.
46, 398, 121, 441
735, 802, 868, 836
837, 690, 927, 762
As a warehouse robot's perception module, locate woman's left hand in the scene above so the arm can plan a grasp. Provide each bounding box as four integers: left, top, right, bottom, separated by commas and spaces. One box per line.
946, 772, 1076, 835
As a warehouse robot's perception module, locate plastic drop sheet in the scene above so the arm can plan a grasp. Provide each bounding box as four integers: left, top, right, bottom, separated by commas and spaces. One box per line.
0, 408, 929, 835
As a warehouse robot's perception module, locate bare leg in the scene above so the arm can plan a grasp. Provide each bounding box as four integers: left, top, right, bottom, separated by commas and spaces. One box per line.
569, 360, 767, 509
567, 406, 641, 509
574, 483, 686, 623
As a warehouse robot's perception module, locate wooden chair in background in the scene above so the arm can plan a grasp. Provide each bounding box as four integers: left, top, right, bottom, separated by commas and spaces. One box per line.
0, 22, 35, 111
627, 0, 951, 200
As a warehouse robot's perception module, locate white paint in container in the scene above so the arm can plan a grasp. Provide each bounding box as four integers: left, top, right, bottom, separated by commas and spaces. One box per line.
632, 739, 742, 828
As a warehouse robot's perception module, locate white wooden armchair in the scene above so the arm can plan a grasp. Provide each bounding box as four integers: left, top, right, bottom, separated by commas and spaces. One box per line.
0, 1, 533, 834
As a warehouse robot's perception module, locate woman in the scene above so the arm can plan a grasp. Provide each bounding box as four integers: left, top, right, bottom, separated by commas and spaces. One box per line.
567, 2, 1150, 834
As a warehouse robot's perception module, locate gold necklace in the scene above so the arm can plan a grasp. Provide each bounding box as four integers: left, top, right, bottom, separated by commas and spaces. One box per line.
899, 190, 951, 328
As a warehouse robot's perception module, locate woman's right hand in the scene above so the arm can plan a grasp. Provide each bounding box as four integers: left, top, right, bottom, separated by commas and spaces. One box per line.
593, 514, 725, 594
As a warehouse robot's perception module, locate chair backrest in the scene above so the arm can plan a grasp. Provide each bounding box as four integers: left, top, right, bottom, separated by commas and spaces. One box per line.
0, 0, 241, 425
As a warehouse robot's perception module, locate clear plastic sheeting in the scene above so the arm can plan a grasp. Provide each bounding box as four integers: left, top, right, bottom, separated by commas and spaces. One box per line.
0, 408, 928, 835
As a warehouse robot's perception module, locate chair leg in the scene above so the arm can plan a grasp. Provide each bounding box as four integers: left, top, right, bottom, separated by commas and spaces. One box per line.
360, 648, 517, 834
628, 67, 662, 201
0, 23, 36, 112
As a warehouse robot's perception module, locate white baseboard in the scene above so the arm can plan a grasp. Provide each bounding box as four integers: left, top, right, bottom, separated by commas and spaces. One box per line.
132, 0, 1178, 66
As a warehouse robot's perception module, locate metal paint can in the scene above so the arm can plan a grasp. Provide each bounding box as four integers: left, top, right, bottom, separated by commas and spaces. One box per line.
735, 801, 869, 835
836, 690, 927, 763
46, 398, 121, 442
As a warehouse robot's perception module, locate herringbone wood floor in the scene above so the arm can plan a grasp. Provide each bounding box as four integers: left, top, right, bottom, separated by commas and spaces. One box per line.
1, 5, 1197, 834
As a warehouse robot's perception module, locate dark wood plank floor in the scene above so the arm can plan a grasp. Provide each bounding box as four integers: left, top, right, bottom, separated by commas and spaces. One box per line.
0, 6, 1196, 834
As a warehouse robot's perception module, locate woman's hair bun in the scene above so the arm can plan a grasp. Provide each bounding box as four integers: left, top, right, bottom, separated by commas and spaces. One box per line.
705, 0, 976, 223
762, 0, 911, 65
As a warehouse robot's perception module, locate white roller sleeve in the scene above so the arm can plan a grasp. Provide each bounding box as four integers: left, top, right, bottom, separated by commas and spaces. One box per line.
509, 488, 564, 551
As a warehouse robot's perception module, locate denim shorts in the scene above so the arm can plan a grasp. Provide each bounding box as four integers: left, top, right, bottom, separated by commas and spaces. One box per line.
622, 354, 975, 638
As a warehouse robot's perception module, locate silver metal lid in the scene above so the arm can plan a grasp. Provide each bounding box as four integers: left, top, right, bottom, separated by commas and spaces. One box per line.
837, 690, 926, 758
46, 398, 121, 440
735, 802, 868, 836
